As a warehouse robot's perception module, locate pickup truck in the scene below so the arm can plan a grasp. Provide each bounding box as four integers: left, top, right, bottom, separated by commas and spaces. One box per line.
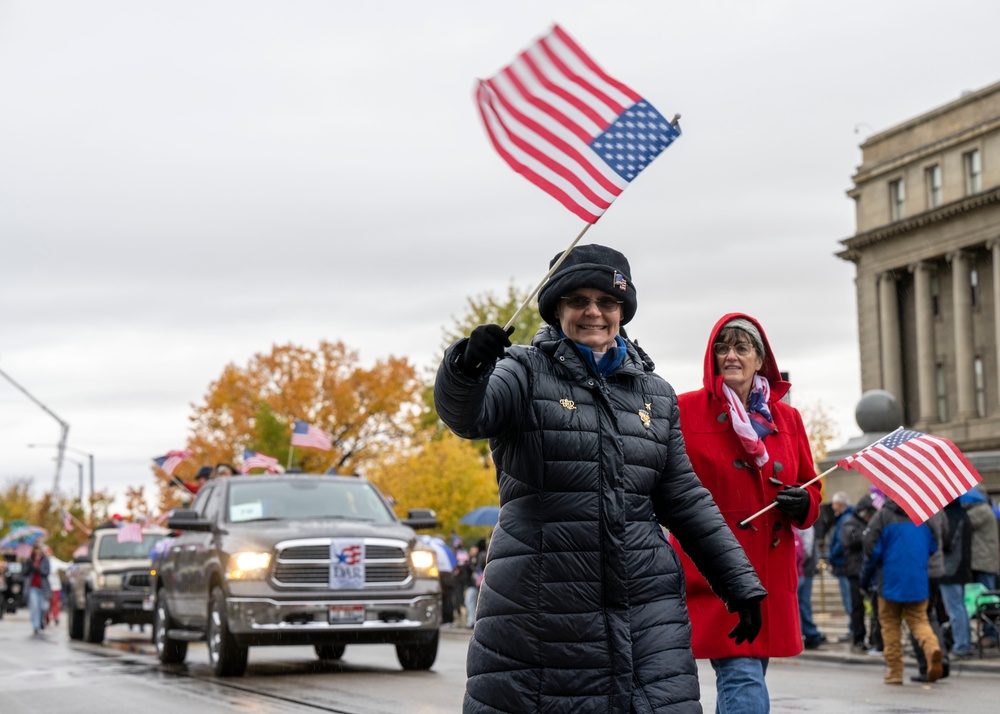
151, 473, 442, 676
65, 526, 171, 643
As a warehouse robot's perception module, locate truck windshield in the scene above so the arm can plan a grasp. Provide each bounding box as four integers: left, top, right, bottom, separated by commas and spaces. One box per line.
97, 534, 165, 560
226, 479, 395, 524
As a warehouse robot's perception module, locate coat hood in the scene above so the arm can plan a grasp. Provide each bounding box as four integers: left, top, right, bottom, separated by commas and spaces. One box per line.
701, 312, 790, 403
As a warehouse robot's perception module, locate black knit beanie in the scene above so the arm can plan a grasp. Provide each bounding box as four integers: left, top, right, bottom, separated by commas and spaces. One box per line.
537, 244, 637, 326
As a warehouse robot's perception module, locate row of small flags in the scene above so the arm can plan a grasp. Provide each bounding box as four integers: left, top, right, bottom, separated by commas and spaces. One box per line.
152, 420, 332, 477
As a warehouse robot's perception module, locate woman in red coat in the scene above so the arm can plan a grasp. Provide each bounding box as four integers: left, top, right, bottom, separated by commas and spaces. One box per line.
669, 313, 822, 713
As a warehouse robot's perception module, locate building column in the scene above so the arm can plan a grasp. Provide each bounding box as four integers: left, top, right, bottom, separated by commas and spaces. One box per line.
990, 239, 1000, 411
878, 271, 904, 405
910, 261, 937, 425
949, 250, 976, 419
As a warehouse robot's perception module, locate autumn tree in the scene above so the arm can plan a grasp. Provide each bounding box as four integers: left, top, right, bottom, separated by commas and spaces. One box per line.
799, 400, 840, 501
368, 430, 499, 540
439, 281, 545, 353
152, 341, 426, 507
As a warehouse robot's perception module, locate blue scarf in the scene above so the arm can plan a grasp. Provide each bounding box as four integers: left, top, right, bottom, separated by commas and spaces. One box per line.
567, 334, 627, 376
746, 389, 776, 439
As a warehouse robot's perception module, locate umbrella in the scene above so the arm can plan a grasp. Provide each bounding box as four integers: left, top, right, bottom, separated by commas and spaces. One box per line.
460, 505, 500, 527
417, 535, 457, 571
0, 525, 48, 550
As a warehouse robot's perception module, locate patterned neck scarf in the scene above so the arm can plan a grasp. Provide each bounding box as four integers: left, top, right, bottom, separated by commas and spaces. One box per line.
721, 373, 776, 468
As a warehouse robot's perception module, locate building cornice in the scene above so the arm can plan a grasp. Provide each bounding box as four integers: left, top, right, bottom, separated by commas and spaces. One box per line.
837, 186, 1000, 262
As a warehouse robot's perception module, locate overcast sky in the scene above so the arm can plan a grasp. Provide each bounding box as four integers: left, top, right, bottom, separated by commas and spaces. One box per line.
3, 1, 999, 507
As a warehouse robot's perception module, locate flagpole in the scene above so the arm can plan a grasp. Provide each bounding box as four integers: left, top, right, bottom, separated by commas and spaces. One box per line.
737, 427, 904, 529
503, 222, 593, 331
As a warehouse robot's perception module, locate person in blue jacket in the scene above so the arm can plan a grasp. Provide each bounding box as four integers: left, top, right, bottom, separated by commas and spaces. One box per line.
862, 497, 943, 685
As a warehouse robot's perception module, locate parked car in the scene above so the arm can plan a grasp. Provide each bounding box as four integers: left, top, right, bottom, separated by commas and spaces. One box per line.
1, 556, 25, 613
151, 473, 442, 676
65, 526, 171, 643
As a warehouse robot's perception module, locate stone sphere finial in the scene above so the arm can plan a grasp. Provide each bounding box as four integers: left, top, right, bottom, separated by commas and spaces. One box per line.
855, 389, 903, 432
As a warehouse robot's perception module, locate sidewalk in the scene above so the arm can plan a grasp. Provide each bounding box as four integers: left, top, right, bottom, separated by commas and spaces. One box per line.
441, 613, 1000, 675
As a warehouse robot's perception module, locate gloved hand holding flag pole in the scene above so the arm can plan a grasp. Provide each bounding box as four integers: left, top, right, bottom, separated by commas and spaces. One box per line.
475, 24, 682, 329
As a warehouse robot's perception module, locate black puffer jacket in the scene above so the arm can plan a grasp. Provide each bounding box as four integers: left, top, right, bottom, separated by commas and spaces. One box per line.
435, 326, 766, 714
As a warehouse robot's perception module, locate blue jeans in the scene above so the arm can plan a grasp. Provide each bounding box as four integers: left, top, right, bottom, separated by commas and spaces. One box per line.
797, 575, 822, 641
464, 586, 479, 628
711, 657, 769, 714
28, 587, 46, 633
940, 583, 971, 655
836, 575, 853, 638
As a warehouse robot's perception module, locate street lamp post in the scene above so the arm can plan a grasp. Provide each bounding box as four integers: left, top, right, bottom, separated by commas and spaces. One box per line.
28, 443, 95, 512
64, 457, 85, 502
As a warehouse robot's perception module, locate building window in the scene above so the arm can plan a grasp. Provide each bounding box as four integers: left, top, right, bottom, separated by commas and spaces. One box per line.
964, 149, 982, 194
936, 363, 948, 422
975, 356, 986, 418
971, 265, 980, 308
931, 272, 940, 316
889, 179, 905, 220
925, 165, 942, 209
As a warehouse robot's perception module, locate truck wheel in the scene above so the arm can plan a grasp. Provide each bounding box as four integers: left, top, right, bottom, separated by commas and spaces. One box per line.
396, 630, 438, 671
154, 588, 188, 664
315, 644, 346, 660
208, 586, 247, 677
83, 594, 106, 644
67, 590, 84, 640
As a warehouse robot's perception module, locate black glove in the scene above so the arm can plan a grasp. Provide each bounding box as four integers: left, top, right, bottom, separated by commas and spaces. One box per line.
728, 598, 763, 645
459, 324, 513, 377
774, 485, 810, 523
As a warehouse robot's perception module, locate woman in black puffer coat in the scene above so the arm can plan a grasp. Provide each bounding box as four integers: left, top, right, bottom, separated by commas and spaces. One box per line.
435, 244, 766, 713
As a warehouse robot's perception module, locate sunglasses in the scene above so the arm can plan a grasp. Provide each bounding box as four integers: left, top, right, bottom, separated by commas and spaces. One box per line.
561, 295, 623, 313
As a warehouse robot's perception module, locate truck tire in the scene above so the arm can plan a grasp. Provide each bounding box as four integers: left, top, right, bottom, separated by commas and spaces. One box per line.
153, 588, 188, 664
83, 594, 106, 644
207, 586, 248, 677
396, 630, 438, 671
66, 588, 84, 640
315, 644, 346, 660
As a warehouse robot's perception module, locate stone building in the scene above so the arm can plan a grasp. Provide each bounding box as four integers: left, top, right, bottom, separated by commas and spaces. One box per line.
825, 80, 1000, 498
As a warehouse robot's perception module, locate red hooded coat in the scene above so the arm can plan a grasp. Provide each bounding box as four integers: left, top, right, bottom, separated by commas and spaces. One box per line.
669, 312, 821, 659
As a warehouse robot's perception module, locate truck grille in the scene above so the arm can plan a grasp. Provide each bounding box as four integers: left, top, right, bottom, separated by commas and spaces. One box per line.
272, 538, 411, 588
122, 571, 152, 591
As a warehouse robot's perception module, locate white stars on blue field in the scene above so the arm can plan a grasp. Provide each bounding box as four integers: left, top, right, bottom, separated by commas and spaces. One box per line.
589, 100, 680, 182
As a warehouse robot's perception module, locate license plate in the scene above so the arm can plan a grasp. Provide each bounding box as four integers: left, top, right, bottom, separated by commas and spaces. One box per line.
328, 605, 364, 624
142, 595, 154, 612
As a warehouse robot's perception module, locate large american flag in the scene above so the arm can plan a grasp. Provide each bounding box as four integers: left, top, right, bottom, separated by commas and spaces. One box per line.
241, 449, 281, 474
291, 420, 332, 451
476, 24, 680, 223
837, 429, 982, 524
116, 522, 144, 544
152, 449, 193, 476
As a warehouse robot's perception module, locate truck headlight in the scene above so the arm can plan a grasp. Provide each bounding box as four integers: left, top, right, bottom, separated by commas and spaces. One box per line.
95, 573, 123, 589
226, 551, 271, 580
410, 549, 438, 578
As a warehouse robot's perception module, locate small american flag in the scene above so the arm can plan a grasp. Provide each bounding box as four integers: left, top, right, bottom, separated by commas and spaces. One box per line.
15, 543, 33, 559
241, 449, 281, 474
838, 429, 982, 525
476, 24, 680, 223
291, 420, 332, 451
62, 509, 74, 532
152, 449, 193, 476
117, 522, 144, 544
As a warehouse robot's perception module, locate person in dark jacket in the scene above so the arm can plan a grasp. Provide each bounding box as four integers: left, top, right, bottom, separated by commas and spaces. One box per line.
22, 543, 51, 635
435, 244, 766, 714
940, 498, 974, 657
840, 494, 876, 653
862, 498, 943, 685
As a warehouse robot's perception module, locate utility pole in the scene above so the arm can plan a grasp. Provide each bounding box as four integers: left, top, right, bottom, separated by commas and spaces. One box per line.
0, 365, 70, 495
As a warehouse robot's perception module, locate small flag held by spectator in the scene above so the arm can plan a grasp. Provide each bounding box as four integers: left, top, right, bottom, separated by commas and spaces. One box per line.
15, 543, 33, 559
117, 522, 143, 544
152, 449, 194, 476
475, 24, 680, 223
62, 509, 74, 532
837, 429, 981, 524
241, 449, 281, 474
291, 420, 332, 451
